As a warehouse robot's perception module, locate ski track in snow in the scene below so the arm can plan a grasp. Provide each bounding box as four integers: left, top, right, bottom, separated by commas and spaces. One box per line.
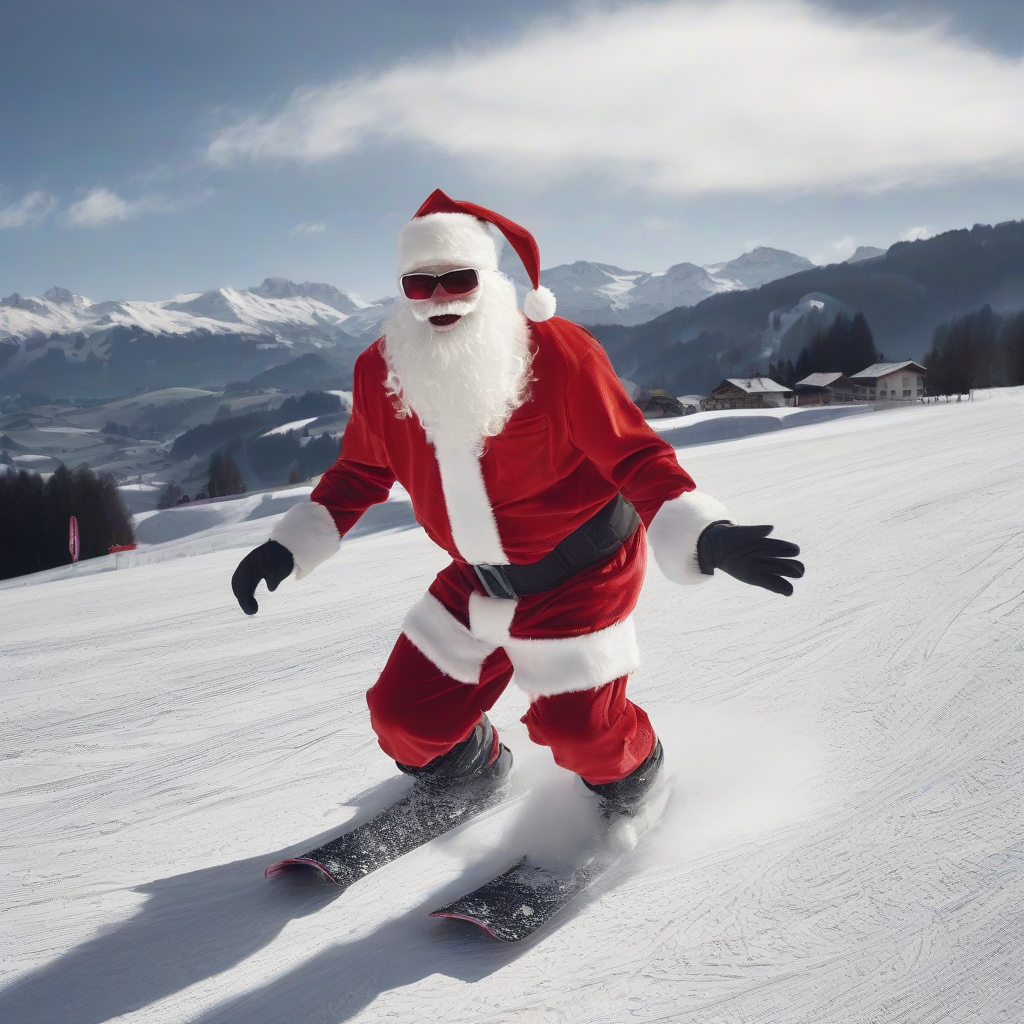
1, 391, 1022, 1023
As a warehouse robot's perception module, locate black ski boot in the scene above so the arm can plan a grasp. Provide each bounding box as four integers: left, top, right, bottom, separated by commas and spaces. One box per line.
397, 714, 512, 792
583, 738, 664, 818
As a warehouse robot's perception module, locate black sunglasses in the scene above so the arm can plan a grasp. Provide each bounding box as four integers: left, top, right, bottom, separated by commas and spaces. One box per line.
400, 268, 480, 300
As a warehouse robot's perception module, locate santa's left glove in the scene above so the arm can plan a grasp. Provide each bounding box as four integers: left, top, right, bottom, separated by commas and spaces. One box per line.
697, 523, 804, 597
231, 540, 294, 615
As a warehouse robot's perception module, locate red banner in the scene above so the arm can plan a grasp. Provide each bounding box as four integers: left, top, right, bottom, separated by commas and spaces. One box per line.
69, 515, 80, 563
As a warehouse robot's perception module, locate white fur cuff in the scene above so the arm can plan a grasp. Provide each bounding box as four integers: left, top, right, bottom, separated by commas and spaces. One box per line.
269, 500, 341, 580
647, 490, 733, 585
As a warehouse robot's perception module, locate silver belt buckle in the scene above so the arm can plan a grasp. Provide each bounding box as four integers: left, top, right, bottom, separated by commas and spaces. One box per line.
473, 563, 517, 600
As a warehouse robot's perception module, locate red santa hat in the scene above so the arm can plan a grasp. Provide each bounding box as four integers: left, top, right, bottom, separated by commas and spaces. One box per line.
397, 189, 557, 322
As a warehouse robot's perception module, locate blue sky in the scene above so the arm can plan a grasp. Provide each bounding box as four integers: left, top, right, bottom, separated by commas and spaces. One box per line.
2, 0, 1022, 301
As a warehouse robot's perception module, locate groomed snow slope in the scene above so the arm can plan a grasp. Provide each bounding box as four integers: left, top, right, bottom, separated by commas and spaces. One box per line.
2, 391, 1022, 1024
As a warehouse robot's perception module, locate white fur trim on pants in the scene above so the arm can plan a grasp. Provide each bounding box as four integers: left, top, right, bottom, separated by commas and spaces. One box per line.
268, 500, 341, 580
646, 489, 733, 585
400, 591, 640, 697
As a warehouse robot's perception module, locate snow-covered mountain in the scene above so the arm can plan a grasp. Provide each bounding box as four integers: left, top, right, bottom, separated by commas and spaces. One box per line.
0, 279, 392, 348
706, 247, 816, 289
0, 280, 398, 394
501, 246, 816, 326
0, 246, 815, 389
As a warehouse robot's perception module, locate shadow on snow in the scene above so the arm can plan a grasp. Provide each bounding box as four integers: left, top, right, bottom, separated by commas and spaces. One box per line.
0, 779, 536, 1024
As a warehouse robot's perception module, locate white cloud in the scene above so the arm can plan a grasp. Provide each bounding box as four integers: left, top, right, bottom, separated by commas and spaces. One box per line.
289, 220, 327, 236
0, 190, 57, 229
65, 187, 209, 227
811, 234, 859, 263
207, 1, 1024, 195
900, 225, 933, 241
67, 188, 134, 226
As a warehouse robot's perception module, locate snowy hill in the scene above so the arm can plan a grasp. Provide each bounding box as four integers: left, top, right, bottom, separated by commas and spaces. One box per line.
2, 389, 1020, 1023
500, 246, 816, 326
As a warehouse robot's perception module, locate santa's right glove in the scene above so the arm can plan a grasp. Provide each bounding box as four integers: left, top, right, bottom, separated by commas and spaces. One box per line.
697, 523, 804, 597
231, 540, 294, 615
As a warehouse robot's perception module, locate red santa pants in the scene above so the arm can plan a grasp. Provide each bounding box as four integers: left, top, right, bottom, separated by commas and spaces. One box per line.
366, 528, 656, 785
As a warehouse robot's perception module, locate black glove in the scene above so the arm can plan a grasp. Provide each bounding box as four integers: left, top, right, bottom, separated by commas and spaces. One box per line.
231, 540, 294, 615
697, 523, 804, 597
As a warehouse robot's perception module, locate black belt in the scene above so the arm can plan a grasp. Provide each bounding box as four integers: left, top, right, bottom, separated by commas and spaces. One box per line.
473, 494, 640, 600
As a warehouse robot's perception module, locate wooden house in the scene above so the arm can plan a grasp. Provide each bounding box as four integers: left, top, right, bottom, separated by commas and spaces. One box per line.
701, 377, 794, 411
849, 361, 927, 401
793, 372, 867, 405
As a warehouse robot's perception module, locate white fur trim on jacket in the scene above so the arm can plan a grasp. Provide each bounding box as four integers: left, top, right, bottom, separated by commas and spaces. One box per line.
433, 442, 507, 564
402, 593, 497, 684
400, 590, 639, 696
398, 212, 499, 276
523, 285, 556, 322
647, 489, 733, 585
268, 500, 341, 580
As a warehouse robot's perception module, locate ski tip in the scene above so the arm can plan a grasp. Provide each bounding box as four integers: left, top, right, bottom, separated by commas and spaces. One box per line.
264, 857, 339, 883
429, 909, 506, 941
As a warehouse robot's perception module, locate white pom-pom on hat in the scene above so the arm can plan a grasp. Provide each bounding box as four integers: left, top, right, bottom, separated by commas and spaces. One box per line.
523, 285, 557, 322
401, 189, 557, 322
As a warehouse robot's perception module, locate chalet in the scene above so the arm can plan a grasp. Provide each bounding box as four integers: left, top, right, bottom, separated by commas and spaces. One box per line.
793, 372, 866, 406
634, 388, 686, 419
850, 361, 927, 401
701, 377, 794, 411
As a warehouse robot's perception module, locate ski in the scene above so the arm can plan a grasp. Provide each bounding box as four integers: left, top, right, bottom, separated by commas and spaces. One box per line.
430, 788, 669, 942
265, 771, 512, 888
429, 853, 605, 941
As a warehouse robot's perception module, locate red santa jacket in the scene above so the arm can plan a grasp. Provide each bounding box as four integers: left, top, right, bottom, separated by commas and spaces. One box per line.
305, 317, 696, 567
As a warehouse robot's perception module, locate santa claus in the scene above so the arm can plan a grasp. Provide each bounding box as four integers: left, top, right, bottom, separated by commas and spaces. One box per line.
232, 189, 803, 817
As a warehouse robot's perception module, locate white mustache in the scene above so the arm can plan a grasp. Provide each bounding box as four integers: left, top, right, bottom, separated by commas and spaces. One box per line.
407, 296, 480, 322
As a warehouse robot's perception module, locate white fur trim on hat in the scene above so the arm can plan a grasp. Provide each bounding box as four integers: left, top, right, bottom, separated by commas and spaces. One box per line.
268, 499, 341, 580
647, 489, 733, 585
398, 212, 499, 276
523, 285, 556, 322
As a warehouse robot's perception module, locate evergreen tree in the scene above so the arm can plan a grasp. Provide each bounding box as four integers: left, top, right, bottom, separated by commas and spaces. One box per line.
847, 313, 878, 376
0, 464, 134, 581
925, 306, 999, 395
998, 311, 1024, 385
767, 359, 796, 387
793, 311, 877, 379
157, 481, 183, 508
207, 452, 246, 498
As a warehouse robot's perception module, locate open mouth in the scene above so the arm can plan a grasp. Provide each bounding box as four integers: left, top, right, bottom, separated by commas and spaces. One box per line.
428, 314, 462, 330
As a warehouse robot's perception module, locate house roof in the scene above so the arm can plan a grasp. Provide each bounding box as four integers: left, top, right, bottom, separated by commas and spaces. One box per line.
795, 372, 850, 389
851, 361, 927, 380
720, 377, 792, 394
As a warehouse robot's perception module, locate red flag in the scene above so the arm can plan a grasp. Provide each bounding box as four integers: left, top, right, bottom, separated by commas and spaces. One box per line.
69, 515, 80, 563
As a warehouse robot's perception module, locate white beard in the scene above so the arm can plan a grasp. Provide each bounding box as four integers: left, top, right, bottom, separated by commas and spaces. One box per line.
381, 271, 533, 448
